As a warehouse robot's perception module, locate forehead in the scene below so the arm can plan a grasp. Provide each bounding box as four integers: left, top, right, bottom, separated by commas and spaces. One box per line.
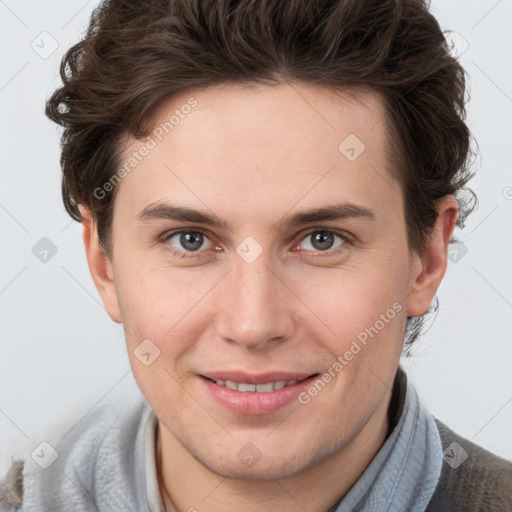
114, 82, 400, 224
145, 82, 387, 155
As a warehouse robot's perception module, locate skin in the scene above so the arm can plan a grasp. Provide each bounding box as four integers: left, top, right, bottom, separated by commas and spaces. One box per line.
81, 82, 458, 512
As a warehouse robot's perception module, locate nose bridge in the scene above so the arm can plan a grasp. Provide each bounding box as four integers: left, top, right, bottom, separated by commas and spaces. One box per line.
216, 249, 292, 349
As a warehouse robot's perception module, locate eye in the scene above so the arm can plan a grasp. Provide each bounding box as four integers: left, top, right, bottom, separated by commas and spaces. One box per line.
163, 230, 216, 257
161, 228, 351, 259
295, 229, 348, 255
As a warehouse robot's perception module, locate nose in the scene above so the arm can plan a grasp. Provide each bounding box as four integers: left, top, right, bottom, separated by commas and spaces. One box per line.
215, 252, 295, 351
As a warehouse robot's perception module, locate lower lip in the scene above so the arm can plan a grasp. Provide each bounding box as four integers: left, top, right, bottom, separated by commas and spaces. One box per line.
199, 375, 318, 415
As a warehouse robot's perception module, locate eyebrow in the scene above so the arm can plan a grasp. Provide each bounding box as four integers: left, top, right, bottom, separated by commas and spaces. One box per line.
137, 201, 376, 230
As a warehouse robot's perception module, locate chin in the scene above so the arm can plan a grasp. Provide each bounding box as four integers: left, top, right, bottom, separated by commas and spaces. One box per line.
197, 445, 322, 481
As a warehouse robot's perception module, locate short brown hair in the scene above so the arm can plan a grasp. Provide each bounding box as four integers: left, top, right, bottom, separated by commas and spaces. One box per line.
46, 0, 477, 347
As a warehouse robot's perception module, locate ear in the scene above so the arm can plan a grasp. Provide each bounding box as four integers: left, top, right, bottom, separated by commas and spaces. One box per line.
406, 195, 459, 317
79, 206, 122, 323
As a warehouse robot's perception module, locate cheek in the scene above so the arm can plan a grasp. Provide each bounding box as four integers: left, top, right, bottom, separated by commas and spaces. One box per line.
115, 268, 201, 408
114, 261, 216, 364
302, 260, 408, 366
308, 264, 407, 326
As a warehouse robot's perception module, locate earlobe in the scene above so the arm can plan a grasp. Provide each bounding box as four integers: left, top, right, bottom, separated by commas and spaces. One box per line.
79, 206, 122, 323
406, 195, 459, 317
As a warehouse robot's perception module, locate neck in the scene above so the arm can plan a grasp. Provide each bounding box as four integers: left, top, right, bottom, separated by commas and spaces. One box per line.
156, 386, 395, 512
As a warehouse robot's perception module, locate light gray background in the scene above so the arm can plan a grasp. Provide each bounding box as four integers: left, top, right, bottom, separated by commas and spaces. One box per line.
1, 0, 511, 476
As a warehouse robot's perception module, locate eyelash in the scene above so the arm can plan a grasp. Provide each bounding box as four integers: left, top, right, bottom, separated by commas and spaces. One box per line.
160, 228, 353, 259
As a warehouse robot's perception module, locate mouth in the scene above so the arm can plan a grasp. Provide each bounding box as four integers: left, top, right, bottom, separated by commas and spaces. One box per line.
200, 374, 318, 392
198, 371, 320, 415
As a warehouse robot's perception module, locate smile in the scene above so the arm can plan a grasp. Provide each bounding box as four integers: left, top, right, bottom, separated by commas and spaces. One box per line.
199, 372, 320, 415
203, 375, 314, 392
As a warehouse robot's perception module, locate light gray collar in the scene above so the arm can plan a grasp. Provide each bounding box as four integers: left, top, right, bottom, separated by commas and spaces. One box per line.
329, 373, 442, 511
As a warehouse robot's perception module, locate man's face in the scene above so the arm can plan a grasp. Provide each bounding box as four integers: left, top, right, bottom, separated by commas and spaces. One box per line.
106, 83, 418, 479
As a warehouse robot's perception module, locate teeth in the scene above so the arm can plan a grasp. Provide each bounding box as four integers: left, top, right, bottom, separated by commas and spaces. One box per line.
256, 382, 274, 392
238, 383, 256, 392
212, 377, 307, 392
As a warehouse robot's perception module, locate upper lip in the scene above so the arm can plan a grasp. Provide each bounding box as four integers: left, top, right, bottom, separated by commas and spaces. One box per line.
200, 371, 318, 384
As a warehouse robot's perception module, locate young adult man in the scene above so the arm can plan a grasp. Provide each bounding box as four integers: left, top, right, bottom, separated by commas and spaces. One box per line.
2, 0, 511, 510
